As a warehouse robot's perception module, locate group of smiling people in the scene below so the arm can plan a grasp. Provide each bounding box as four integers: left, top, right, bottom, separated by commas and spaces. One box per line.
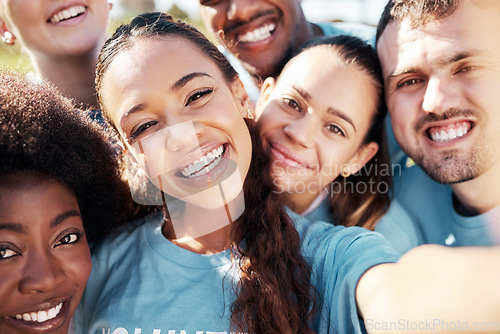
1, 0, 500, 333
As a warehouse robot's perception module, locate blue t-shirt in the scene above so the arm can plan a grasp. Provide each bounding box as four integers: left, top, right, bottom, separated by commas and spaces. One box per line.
381, 165, 500, 250
74, 211, 399, 334
304, 197, 421, 255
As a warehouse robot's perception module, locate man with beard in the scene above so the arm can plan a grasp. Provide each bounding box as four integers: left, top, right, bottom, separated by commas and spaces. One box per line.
376, 0, 500, 250
198, 0, 375, 100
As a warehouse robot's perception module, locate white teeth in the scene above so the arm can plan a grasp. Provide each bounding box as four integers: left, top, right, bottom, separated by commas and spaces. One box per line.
429, 126, 469, 142
14, 302, 63, 323
440, 130, 449, 141
239, 23, 276, 43
181, 145, 224, 178
37, 311, 48, 322
50, 5, 86, 23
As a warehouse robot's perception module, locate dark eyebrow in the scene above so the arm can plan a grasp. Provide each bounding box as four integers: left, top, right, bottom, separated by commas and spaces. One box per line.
49, 210, 81, 229
120, 72, 212, 127
327, 107, 356, 131
387, 50, 480, 83
0, 222, 27, 234
120, 103, 147, 128
172, 72, 212, 92
292, 85, 312, 102
440, 51, 478, 67
386, 66, 422, 84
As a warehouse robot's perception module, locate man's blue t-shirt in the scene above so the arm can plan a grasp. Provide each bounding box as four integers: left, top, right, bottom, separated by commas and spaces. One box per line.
380, 165, 500, 250
74, 211, 399, 334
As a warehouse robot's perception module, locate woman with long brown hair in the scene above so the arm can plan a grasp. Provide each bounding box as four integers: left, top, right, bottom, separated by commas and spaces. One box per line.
73, 12, 399, 334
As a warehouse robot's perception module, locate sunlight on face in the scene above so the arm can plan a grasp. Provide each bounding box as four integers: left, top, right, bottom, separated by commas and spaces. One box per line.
257, 45, 379, 209
100, 37, 253, 236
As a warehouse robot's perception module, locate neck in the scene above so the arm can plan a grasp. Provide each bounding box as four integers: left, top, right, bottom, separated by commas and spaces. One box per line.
29, 51, 99, 108
162, 190, 245, 254
252, 21, 323, 82
286, 188, 322, 215
451, 161, 500, 216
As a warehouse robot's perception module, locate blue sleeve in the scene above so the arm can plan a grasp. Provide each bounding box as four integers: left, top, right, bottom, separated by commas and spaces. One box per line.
292, 212, 400, 333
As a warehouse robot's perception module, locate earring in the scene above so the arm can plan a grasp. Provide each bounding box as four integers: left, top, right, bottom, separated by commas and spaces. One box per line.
341, 167, 350, 178
2, 31, 14, 46
246, 108, 254, 120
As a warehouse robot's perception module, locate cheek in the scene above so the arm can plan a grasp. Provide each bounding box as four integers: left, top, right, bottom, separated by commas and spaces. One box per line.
258, 107, 286, 134
64, 243, 92, 287
0, 266, 21, 304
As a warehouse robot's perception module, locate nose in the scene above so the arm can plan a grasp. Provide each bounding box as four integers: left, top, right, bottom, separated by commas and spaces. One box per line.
165, 120, 204, 152
19, 251, 65, 294
227, 0, 259, 22
283, 115, 316, 148
422, 77, 462, 115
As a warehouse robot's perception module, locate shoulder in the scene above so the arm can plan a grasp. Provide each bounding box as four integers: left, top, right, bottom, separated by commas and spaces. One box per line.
375, 199, 425, 254
90, 212, 161, 271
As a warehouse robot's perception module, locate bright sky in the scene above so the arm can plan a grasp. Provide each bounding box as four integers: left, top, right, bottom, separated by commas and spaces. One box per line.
147, 0, 387, 25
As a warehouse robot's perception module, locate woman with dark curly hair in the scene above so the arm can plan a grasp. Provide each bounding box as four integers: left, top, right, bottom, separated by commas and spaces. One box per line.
0, 70, 134, 334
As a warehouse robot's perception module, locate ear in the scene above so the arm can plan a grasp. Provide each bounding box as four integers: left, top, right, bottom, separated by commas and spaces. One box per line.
0, 19, 16, 45
231, 78, 254, 119
345, 142, 379, 175
255, 77, 276, 119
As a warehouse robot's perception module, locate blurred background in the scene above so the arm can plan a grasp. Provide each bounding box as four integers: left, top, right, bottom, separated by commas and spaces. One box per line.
0, 0, 388, 73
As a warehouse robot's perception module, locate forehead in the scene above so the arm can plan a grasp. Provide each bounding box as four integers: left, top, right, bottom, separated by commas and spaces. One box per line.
277, 46, 378, 118
103, 37, 217, 82
100, 36, 227, 114
378, 0, 500, 77
279, 46, 375, 96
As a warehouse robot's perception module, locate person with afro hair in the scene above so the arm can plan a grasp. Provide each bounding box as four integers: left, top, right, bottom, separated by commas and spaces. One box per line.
0, 70, 135, 334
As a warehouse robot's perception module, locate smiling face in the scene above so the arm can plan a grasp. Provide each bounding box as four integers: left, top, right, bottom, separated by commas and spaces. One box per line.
377, 0, 500, 184
257, 46, 378, 211
199, 0, 310, 79
0, 0, 109, 57
100, 37, 253, 210
0, 177, 91, 334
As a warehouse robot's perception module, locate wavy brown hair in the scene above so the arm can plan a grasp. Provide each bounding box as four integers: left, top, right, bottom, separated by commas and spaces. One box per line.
95, 12, 316, 334
295, 35, 392, 230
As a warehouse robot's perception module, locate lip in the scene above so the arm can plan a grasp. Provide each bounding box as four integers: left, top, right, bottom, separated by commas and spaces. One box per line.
47, 2, 88, 25
3, 297, 72, 333
269, 141, 311, 169
169, 143, 234, 189
228, 14, 279, 50
423, 119, 475, 147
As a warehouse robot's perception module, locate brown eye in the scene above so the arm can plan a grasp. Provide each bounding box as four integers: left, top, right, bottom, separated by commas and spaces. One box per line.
55, 233, 81, 247
130, 121, 158, 141
0, 247, 18, 260
326, 124, 345, 137
186, 88, 213, 106
283, 98, 300, 111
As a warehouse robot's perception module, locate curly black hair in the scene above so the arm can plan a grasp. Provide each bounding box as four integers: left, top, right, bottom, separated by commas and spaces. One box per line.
0, 70, 135, 243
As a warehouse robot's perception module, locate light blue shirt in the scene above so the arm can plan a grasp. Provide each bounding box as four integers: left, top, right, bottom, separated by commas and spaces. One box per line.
305, 197, 422, 255
384, 165, 500, 249
74, 211, 399, 334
